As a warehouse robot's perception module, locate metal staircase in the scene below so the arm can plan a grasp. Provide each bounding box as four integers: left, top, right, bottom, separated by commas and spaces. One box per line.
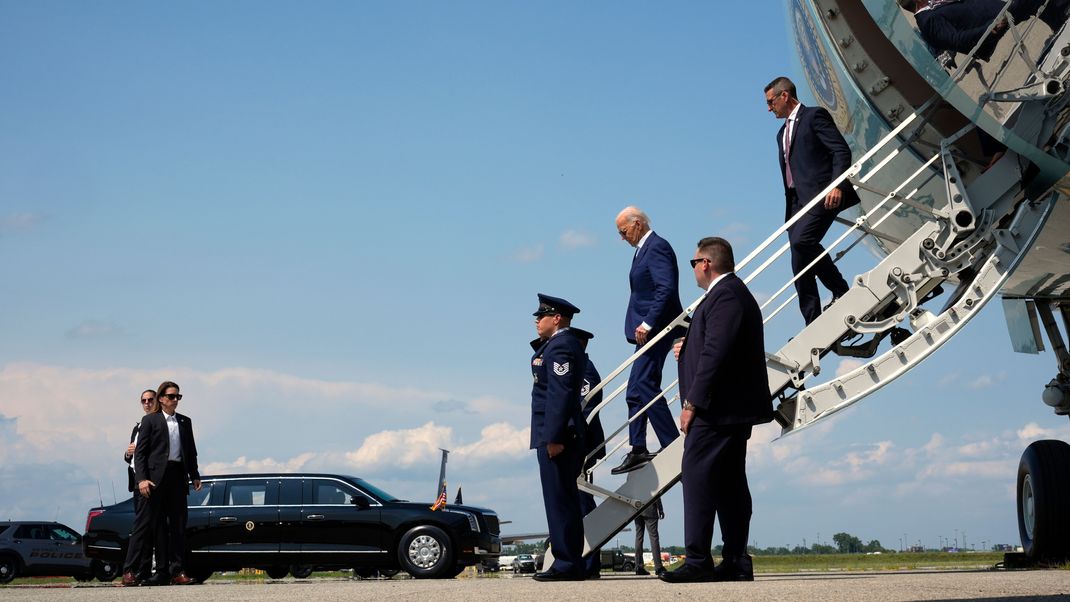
541, 6, 1070, 569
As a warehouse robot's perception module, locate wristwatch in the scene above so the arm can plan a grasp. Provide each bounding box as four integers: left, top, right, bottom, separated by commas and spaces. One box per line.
682, 400, 696, 411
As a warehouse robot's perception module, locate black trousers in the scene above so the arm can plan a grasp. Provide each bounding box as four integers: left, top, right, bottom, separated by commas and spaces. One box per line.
681, 422, 752, 569
537, 444, 584, 576
787, 190, 850, 324
130, 493, 166, 577
123, 462, 189, 576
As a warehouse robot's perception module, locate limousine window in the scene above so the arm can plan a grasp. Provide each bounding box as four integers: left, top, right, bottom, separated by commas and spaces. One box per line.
188, 482, 212, 506
227, 481, 269, 506
308, 479, 357, 505
351, 478, 398, 502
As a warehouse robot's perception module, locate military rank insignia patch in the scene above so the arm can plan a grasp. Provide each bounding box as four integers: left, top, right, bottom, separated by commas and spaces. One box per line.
581, 380, 591, 396
553, 362, 569, 375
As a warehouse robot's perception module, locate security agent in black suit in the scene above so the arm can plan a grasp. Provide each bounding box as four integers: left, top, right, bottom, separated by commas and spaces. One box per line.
661, 238, 773, 584
528, 294, 588, 582
899, 0, 1069, 63
766, 76, 860, 325
123, 389, 166, 582
122, 381, 202, 586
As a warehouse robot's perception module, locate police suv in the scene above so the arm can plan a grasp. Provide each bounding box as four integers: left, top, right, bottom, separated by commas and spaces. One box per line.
0, 521, 119, 583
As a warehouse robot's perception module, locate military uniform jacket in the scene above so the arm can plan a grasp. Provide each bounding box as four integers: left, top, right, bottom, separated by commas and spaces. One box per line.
529, 329, 588, 449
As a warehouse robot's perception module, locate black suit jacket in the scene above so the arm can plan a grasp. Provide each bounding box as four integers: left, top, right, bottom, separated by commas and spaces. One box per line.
678, 273, 773, 426
777, 105, 861, 222
133, 411, 200, 487
125, 423, 139, 492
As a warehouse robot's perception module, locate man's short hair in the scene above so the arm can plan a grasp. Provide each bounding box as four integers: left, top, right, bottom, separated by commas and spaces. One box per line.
764, 76, 797, 100
619, 206, 650, 228
697, 237, 735, 273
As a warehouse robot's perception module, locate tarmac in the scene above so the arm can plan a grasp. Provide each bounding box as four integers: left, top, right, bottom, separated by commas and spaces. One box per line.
3, 570, 1070, 602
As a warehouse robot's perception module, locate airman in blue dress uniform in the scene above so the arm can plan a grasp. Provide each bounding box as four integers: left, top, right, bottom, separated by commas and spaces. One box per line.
529, 293, 588, 581
572, 327, 606, 578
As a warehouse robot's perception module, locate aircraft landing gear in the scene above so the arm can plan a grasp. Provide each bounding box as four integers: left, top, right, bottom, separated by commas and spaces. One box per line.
1017, 440, 1070, 561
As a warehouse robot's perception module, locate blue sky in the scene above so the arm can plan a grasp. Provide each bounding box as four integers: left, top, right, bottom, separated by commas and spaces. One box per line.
2, 1, 1066, 553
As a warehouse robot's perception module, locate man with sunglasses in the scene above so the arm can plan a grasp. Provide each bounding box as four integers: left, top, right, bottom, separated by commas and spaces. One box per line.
765, 76, 860, 325
612, 206, 683, 475
122, 381, 202, 586
122, 389, 166, 583
661, 237, 772, 584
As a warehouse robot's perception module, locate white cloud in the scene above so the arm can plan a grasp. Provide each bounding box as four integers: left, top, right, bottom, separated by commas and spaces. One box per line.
0, 212, 44, 234
65, 320, 125, 339
835, 358, 865, 378
559, 230, 595, 250
511, 243, 544, 263
344, 422, 452, 470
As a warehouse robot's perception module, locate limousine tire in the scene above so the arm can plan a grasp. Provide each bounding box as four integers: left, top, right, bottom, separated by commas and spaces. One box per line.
398, 525, 454, 579
187, 569, 213, 584
265, 566, 290, 579
91, 559, 119, 582
290, 565, 313, 579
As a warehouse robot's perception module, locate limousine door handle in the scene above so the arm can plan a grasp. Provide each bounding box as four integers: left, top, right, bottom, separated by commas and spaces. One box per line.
306, 514, 325, 521
218, 516, 238, 523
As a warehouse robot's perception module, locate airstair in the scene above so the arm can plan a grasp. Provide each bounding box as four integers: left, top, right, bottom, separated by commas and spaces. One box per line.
543, 4, 1070, 568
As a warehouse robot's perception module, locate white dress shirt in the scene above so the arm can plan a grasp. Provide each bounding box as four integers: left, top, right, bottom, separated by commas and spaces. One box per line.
164, 411, 183, 463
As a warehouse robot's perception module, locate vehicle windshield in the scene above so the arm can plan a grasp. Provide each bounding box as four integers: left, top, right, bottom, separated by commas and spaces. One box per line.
351, 478, 398, 502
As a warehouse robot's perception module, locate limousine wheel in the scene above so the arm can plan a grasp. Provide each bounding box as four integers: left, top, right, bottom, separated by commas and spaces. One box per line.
265, 566, 290, 579
398, 525, 454, 579
91, 559, 118, 582
187, 569, 213, 584
290, 565, 313, 579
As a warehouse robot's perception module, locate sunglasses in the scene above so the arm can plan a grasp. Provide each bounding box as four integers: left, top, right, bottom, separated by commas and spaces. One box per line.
690, 258, 710, 268
161, 393, 182, 401
140, 398, 155, 404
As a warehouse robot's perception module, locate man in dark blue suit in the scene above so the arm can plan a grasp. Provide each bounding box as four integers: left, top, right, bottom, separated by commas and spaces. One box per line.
529, 294, 588, 581
899, 0, 1068, 62
766, 76, 860, 325
612, 206, 683, 474
661, 237, 773, 584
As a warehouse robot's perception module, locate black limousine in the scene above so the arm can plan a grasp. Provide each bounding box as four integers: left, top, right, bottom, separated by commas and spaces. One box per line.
82, 473, 500, 580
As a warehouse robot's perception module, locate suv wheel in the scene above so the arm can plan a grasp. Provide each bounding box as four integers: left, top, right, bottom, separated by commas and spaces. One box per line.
397, 525, 454, 579
0, 555, 17, 584
92, 559, 119, 582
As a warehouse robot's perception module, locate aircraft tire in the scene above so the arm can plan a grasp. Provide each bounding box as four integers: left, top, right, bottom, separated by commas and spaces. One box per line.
1017, 439, 1070, 560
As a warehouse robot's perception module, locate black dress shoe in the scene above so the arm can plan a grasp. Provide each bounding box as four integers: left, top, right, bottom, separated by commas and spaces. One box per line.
658, 563, 716, 583
712, 556, 754, 582
585, 570, 601, 580
143, 574, 170, 586
635, 568, 650, 576
655, 567, 667, 577
610, 451, 654, 475
533, 570, 585, 582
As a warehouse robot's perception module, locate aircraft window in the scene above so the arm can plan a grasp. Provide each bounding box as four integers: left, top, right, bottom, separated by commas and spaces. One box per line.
48, 526, 79, 542
226, 482, 269, 506
188, 482, 213, 507
311, 480, 353, 505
